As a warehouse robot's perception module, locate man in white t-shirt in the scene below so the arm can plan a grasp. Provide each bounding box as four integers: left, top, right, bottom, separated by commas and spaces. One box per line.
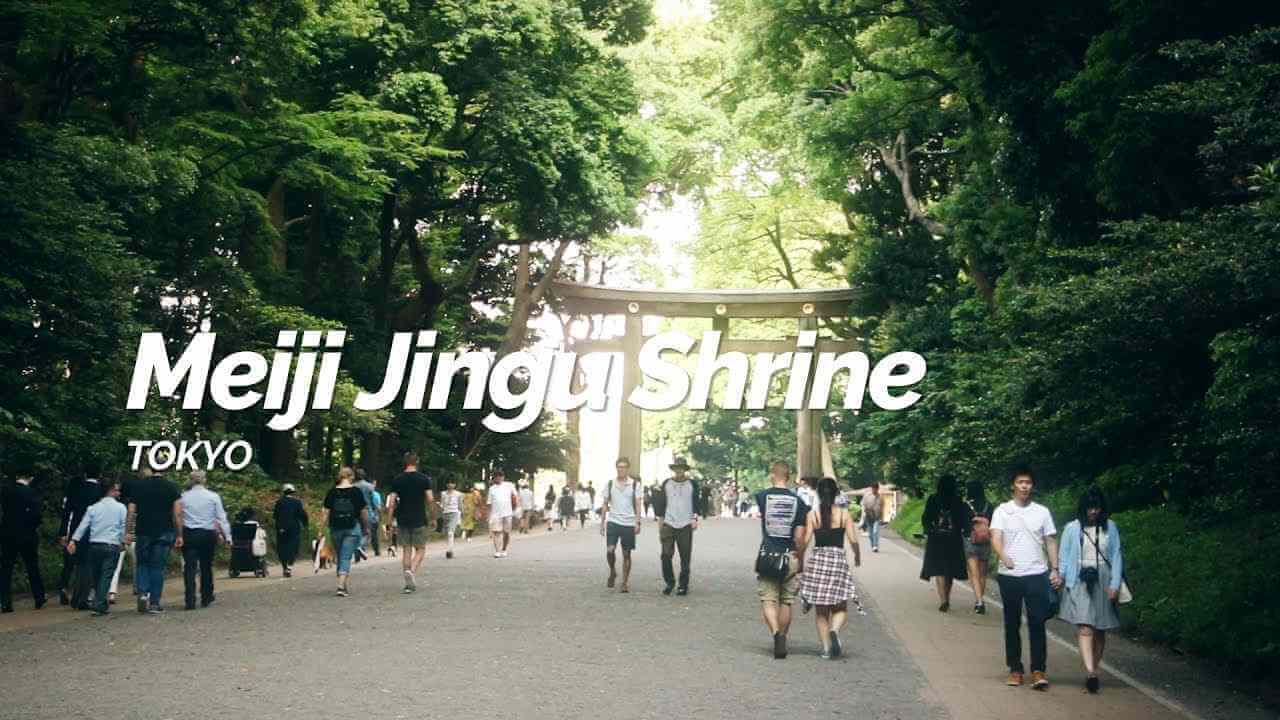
990, 466, 1062, 690
600, 457, 643, 593
486, 471, 519, 558
517, 483, 536, 534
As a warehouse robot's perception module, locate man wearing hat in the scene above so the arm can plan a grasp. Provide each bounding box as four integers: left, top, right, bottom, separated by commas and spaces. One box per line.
651, 456, 706, 596
272, 483, 309, 578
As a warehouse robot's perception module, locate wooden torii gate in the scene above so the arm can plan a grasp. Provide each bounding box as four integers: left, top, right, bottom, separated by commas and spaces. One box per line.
551, 281, 859, 480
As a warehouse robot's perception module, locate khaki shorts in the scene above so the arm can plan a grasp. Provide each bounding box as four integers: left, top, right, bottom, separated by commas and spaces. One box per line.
489, 515, 513, 533
756, 554, 801, 606
399, 525, 428, 547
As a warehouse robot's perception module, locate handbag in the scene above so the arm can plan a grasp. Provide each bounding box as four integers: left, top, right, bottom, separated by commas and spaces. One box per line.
755, 542, 791, 580
1083, 523, 1133, 604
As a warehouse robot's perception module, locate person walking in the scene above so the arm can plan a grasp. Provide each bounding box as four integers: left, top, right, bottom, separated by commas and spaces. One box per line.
125, 467, 181, 614
66, 479, 127, 616
322, 466, 370, 597
574, 485, 591, 529
544, 486, 557, 532
755, 461, 809, 659
1058, 486, 1126, 694
518, 482, 536, 534
487, 471, 519, 558
600, 457, 642, 593
0, 473, 46, 613
462, 483, 481, 541
964, 480, 994, 614
272, 483, 309, 577
556, 487, 574, 532
650, 456, 703, 596
177, 470, 231, 610
991, 466, 1062, 690
354, 468, 381, 557
57, 472, 103, 607
386, 452, 433, 593
439, 479, 463, 559
860, 482, 884, 553
798, 477, 861, 659
920, 475, 969, 612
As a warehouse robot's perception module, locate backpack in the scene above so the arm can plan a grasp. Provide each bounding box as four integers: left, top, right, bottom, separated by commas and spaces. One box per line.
330, 492, 357, 528
969, 502, 991, 544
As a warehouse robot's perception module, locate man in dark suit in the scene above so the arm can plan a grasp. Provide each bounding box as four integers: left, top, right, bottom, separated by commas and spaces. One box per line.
59, 472, 105, 609
1, 474, 47, 612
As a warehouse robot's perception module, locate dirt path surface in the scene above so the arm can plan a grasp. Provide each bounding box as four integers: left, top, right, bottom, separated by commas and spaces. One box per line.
0, 519, 1268, 720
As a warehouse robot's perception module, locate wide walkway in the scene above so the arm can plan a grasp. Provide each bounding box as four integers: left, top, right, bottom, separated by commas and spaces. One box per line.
0, 519, 1268, 719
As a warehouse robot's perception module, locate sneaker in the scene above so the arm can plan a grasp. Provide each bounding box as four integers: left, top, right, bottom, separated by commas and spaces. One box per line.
137, 594, 149, 614
1085, 675, 1099, 694
872, 547, 879, 552
662, 584, 674, 596
403, 570, 415, 593
773, 632, 788, 659
676, 587, 688, 596
147, 606, 165, 615
1006, 671, 1023, 687
283, 567, 292, 578
493, 551, 502, 558
91, 610, 108, 617
446, 551, 454, 559
938, 601, 949, 612
975, 603, 986, 615
606, 573, 616, 589
108, 593, 116, 605
1030, 671, 1049, 690
819, 650, 831, 660
619, 582, 629, 593
829, 631, 842, 658
336, 588, 347, 597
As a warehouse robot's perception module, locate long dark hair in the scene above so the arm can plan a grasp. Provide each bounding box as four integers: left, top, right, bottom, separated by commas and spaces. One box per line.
1076, 486, 1109, 529
937, 474, 958, 500
965, 480, 988, 512
818, 477, 839, 528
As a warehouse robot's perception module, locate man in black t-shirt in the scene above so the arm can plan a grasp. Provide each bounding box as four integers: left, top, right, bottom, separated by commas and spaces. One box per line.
754, 460, 809, 659
386, 452, 434, 593
125, 468, 181, 613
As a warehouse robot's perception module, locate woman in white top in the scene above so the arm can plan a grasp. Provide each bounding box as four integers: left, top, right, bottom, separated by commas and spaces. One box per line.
1057, 486, 1125, 694
574, 487, 591, 529
439, 479, 463, 559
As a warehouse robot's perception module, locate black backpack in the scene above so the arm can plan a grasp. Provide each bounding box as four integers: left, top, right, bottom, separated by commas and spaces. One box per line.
330, 492, 357, 528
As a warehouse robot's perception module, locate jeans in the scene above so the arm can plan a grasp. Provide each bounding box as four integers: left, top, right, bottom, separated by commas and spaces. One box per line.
660, 523, 693, 590
0, 532, 46, 608
88, 543, 122, 614
866, 520, 881, 550
361, 514, 380, 554
996, 572, 1052, 673
182, 528, 217, 608
332, 526, 363, 575
135, 532, 175, 607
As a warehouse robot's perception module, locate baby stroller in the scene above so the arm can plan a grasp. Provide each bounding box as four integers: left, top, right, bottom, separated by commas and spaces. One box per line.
229, 508, 269, 578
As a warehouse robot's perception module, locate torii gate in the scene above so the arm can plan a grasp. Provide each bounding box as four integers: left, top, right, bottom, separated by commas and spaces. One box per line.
551, 281, 860, 480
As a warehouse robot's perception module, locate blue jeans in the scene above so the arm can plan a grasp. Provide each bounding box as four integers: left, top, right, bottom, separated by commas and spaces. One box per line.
332, 526, 363, 575
867, 520, 881, 549
136, 532, 175, 607
89, 543, 122, 614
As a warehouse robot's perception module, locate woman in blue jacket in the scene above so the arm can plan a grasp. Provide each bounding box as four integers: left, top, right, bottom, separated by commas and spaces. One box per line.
1057, 486, 1124, 694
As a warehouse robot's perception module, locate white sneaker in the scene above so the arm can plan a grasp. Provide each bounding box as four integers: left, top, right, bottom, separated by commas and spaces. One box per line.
403, 570, 415, 593
500, 551, 508, 558
493, 551, 502, 558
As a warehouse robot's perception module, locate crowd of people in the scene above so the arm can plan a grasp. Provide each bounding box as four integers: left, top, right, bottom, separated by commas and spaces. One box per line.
0, 452, 1127, 695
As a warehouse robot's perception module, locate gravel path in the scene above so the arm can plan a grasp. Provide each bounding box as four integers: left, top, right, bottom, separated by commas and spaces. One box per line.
0, 519, 943, 720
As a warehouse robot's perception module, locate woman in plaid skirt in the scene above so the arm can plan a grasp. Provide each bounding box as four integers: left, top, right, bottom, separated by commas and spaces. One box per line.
798, 477, 862, 659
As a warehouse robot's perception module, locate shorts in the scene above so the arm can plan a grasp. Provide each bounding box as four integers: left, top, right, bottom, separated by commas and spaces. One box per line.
399, 525, 428, 547
963, 536, 991, 560
757, 554, 801, 605
489, 515, 513, 532
606, 522, 636, 552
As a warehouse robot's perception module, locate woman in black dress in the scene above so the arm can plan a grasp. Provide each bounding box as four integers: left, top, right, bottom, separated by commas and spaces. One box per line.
920, 474, 970, 611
